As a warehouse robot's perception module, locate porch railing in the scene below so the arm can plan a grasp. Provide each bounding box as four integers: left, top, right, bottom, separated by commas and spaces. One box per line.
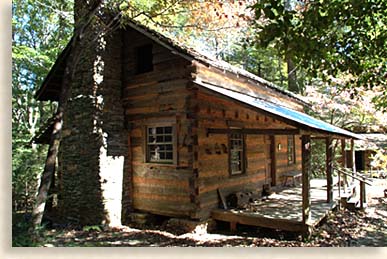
333, 165, 372, 210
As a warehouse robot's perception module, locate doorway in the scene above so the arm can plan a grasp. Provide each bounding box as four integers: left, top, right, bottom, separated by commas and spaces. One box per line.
355, 151, 365, 171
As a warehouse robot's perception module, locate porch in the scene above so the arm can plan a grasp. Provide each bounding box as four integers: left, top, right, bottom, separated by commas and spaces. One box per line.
212, 178, 345, 233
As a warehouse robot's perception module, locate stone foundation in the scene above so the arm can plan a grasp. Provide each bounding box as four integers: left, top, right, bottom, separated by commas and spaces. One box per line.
130, 212, 159, 225
165, 218, 217, 235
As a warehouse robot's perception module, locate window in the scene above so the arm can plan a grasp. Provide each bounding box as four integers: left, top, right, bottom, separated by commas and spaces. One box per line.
229, 133, 245, 175
287, 135, 296, 164
136, 44, 153, 74
147, 126, 173, 163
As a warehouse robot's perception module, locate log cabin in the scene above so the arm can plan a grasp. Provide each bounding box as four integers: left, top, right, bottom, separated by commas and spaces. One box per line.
34, 20, 362, 233
348, 133, 387, 173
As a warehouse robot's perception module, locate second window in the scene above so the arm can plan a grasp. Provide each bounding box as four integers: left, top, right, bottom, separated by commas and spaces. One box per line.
230, 133, 245, 175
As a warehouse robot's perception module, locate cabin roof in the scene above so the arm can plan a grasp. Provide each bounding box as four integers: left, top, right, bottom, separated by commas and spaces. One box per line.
35, 20, 307, 106
196, 80, 363, 139
34, 20, 361, 140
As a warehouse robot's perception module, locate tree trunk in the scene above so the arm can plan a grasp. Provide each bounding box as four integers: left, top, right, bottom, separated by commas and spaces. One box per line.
287, 57, 299, 93
31, 0, 102, 231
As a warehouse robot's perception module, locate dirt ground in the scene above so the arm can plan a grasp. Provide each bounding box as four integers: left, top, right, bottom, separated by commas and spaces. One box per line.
33, 179, 387, 247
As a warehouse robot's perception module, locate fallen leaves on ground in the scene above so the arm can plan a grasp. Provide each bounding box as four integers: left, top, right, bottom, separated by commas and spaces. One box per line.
36, 179, 387, 247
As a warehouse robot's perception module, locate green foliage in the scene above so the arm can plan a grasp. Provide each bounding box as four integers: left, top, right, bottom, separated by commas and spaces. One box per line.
224, 40, 289, 89
82, 225, 102, 232
12, 0, 73, 213
251, 0, 387, 109
116, 0, 255, 59
370, 150, 387, 172
12, 212, 45, 247
311, 140, 326, 178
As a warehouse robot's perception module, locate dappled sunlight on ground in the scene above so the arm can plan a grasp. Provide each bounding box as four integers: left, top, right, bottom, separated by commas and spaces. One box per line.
14, 179, 386, 247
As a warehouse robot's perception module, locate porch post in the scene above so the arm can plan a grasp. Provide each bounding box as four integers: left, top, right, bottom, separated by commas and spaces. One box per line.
326, 137, 333, 203
351, 139, 356, 175
302, 135, 311, 224
341, 139, 347, 168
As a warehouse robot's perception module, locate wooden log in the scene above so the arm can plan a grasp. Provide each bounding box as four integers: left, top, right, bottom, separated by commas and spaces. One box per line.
132, 179, 190, 192
197, 168, 229, 178
351, 139, 356, 175
198, 191, 219, 209
207, 128, 299, 135
126, 70, 189, 89
198, 148, 228, 159
133, 192, 190, 203
326, 137, 333, 203
270, 135, 277, 186
230, 221, 237, 232
341, 139, 347, 168
211, 209, 307, 232
198, 174, 265, 194
217, 189, 228, 209
193, 61, 304, 111
196, 90, 301, 128
133, 199, 194, 217
124, 79, 188, 98
132, 167, 192, 179
302, 135, 311, 224
360, 181, 366, 209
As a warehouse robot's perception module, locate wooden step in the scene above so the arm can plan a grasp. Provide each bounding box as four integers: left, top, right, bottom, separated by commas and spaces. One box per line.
340, 194, 350, 207
345, 198, 359, 211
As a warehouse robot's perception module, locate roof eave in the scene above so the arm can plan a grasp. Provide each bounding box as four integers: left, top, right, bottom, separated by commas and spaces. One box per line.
35, 37, 73, 101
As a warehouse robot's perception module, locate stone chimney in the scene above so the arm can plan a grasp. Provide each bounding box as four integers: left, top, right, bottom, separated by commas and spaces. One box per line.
58, 4, 127, 226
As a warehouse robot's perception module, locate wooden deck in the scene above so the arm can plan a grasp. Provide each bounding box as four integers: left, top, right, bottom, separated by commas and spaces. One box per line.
212, 179, 342, 233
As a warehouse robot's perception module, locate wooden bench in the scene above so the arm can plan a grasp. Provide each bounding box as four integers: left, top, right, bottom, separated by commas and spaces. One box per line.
282, 171, 302, 186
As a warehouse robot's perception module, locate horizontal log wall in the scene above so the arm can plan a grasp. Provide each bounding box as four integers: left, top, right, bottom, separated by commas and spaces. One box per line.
122, 29, 196, 218
193, 61, 305, 111
274, 135, 302, 185
121, 28, 305, 221
194, 89, 300, 219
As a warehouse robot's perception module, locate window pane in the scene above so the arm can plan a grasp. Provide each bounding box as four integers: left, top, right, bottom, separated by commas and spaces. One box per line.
165, 144, 173, 151
165, 152, 173, 160
147, 126, 174, 163
230, 133, 244, 174
231, 150, 240, 160
148, 136, 156, 143
164, 127, 172, 134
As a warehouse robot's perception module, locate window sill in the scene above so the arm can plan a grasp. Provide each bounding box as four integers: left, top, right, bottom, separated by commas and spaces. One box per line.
230, 172, 246, 177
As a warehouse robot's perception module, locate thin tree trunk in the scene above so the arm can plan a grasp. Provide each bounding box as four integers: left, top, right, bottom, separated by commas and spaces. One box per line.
31, 0, 102, 231
287, 57, 299, 93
